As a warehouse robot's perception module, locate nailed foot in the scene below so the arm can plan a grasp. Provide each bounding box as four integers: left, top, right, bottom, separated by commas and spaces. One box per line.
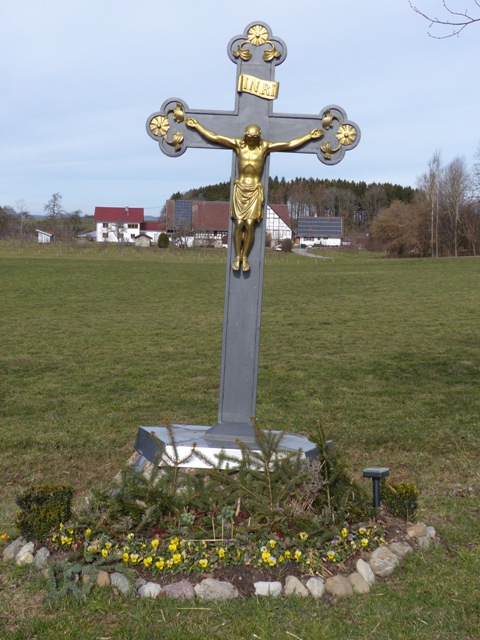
232, 258, 241, 271
242, 258, 250, 272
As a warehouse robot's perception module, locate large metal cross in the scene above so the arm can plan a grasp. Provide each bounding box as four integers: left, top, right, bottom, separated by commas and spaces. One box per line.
146, 21, 359, 444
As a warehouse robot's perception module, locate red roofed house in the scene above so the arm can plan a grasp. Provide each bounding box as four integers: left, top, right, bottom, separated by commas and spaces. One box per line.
94, 207, 165, 245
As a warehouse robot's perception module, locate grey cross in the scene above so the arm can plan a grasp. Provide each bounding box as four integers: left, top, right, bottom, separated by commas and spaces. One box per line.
146, 22, 360, 442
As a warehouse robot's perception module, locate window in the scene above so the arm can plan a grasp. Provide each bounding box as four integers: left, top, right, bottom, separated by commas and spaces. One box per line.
127, 223, 138, 229
102, 232, 108, 239
103, 223, 108, 228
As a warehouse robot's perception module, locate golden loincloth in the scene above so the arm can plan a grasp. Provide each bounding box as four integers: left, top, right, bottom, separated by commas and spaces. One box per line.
231, 180, 264, 222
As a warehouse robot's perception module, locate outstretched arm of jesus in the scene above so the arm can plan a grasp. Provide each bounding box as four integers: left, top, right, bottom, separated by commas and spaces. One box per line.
185, 117, 237, 151
268, 128, 323, 153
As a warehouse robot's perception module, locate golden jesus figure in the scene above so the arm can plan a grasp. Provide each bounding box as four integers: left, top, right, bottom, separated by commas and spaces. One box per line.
185, 118, 322, 272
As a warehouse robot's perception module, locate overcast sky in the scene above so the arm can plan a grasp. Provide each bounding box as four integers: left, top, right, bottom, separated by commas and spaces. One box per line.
1, 0, 479, 216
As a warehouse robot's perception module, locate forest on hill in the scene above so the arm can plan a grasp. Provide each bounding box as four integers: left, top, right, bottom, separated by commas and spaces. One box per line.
171, 177, 415, 232
171, 149, 480, 258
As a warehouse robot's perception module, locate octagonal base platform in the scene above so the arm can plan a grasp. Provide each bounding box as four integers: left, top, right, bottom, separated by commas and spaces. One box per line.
135, 424, 322, 470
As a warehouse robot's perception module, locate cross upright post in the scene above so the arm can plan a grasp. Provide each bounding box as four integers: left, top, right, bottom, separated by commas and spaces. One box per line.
137, 22, 359, 461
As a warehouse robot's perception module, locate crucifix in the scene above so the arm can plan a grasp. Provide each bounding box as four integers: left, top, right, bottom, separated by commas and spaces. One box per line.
136, 22, 359, 460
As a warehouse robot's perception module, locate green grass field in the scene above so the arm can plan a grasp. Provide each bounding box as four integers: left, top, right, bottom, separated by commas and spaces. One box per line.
1, 242, 479, 639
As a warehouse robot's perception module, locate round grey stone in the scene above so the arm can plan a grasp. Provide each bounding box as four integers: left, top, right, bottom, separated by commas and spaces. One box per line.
162, 580, 195, 600
306, 577, 325, 599
138, 582, 162, 598
253, 581, 283, 598
110, 572, 131, 594
34, 547, 51, 569
348, 572, 370, 594
284, 575, 309, 597
356, 558, 376, 585
2, 537, 26, 563
389, 541, 413, 559
418, 535, 431, 550
16, 542, 35, 566
407, 523, 427, 538
325, 575, 353, 599
194, 578, 239, 601
369, 546, 399, 577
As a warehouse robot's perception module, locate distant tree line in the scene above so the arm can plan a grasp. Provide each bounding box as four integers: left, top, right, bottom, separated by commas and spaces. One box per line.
0, 193, 88, 242
171, 147, 480, 258
171, 177, 415, 233
370, 149, 480, 257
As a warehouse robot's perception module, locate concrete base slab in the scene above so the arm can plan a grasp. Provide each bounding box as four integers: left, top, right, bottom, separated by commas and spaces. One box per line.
135, 424, 321, 470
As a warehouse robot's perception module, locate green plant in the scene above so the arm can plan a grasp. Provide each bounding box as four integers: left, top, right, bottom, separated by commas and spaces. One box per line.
158, 232, 169, 248
304, 424, 370, 525
15, 485, 73, 542
381, 479, 420, 521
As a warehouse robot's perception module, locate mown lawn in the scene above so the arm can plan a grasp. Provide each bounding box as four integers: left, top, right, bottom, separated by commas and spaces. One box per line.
0, 242, 479, 639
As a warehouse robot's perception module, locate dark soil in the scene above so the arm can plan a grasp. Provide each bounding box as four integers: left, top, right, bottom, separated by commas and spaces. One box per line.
128, 513, 414, 597
43, 513, 417, 598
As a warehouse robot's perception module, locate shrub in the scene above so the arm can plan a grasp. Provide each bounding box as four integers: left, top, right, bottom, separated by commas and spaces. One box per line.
381, 480, 419, 521
16, 485, 73, 542
158, 232, 169, 248
281, 238, 293, 252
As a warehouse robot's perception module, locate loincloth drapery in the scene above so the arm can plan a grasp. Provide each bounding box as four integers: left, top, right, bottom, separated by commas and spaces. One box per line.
231, 181, 264, 222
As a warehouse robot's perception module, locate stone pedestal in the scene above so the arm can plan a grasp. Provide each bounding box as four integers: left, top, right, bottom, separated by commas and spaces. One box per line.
135, 424, 320, 470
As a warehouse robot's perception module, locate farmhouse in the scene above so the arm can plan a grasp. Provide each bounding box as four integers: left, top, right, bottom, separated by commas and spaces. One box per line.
296, 216, 344, 247
165, 199, 292, 247
94, 201, 292, 247
94, 207, 165, 245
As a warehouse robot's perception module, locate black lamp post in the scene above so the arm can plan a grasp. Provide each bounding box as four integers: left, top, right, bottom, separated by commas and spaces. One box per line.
363, 467, 390, 509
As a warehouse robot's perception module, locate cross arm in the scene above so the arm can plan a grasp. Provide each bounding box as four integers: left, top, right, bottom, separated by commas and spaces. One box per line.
146, 98, 240, 158
268, 105, 360, 166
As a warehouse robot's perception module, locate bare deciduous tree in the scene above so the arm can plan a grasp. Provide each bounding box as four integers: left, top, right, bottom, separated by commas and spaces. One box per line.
441, 156, 470, 256
418, 151, 442, 257
409, 1, 480, 38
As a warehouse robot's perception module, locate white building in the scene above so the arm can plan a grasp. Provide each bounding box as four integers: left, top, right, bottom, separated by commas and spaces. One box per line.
36, 229, 54, 243
296, 216, 343, 247
94, 207, 165, 244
